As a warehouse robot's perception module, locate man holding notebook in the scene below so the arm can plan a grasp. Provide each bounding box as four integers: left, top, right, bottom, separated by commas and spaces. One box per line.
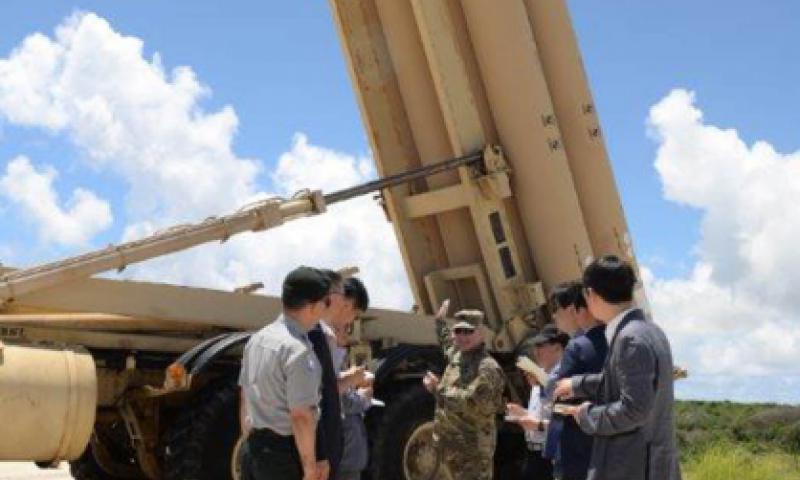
507, 325, 567, 480
554, 256, 681, 480
547, 281, 608, 480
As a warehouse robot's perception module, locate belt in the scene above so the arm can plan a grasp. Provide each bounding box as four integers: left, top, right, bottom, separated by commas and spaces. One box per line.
250, 428, 295, 446
527, 443, 544, 452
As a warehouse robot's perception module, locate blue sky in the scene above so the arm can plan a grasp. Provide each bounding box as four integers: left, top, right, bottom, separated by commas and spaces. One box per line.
570, 1, 800, 279
1, 1, 799, 403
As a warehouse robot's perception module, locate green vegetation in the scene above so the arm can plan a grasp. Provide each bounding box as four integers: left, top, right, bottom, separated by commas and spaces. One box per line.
683, 443, 800, 480
676, 401, 800, 480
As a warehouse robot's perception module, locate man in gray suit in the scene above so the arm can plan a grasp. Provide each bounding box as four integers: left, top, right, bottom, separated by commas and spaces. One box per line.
554, 255, 681, 480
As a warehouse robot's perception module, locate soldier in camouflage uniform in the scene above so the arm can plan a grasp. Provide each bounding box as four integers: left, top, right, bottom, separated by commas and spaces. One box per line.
422, 309, 506, 480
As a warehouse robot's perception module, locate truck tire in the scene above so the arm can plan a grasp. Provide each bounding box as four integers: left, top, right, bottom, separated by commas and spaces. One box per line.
164, 378, 241, 480
69, 447, 115, 480
371, 385, 437, 480
69, 427, 142, 480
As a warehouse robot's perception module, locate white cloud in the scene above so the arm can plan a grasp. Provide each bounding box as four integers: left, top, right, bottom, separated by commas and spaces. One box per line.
0, 156, 112, 246
645, 89, 800, 379
0, 12, 259, 221
123, 134, 413, 310
0, 12, 412, 309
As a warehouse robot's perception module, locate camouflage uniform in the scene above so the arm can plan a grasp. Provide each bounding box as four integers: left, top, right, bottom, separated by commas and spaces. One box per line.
432, 310, 505, 480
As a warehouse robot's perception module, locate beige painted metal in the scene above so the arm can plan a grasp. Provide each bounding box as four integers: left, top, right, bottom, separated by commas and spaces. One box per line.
0, 313, 202, 332
0, 343, 97, 461
458, 0, 593, 287
329, 0, 451, 313
331, 0, 620, 336
1, 326, 205, 353
0, 192, 323, 303
0, 269, 275, 330
333, 0, 641, 327
524, 0, 636, 262
334, 0, 543, 328
409, 0, 534, 323
1, 269, 441, 346
374, 0, 485, 288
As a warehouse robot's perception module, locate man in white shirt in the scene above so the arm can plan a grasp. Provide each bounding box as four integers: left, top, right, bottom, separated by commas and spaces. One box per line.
507, 326, 567, 480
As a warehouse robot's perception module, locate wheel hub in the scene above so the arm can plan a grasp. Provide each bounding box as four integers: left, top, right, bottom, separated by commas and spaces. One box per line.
230, 435, 245, 480
403, 421, 451, 480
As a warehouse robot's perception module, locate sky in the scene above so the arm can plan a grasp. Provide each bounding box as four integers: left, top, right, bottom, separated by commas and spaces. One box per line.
1, 1, 798, 403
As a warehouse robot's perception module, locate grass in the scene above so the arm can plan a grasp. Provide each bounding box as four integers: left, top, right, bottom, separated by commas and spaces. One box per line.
675, 401, 800, 480
683, 442, 800, 480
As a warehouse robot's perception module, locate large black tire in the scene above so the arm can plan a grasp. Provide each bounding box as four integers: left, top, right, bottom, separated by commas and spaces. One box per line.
69, 446, 116, 480
164, 378, 241, 480
371, 385, 436, 480
70, 425, 143, 480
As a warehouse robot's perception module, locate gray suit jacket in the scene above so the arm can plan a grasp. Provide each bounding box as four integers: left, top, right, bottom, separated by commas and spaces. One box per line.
571, 309, 682, 480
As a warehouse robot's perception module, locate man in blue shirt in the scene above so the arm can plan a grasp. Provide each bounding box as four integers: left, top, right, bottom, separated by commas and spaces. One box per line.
546, 281, 608, 480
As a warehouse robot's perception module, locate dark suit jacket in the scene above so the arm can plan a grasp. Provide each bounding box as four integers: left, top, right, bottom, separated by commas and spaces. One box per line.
572, 309, 682, 480
308, 325, 343, 473
546, 325, 608, 480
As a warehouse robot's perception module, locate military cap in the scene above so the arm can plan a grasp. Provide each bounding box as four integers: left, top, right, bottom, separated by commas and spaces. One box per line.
531, 324, 569, 347
453, 309, 485, 330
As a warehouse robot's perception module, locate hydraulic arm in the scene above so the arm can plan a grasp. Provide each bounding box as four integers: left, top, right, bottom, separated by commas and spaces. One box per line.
0, 148, 489, 304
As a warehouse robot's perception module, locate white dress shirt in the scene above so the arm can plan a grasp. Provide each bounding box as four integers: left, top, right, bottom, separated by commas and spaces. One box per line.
526, 385, 547, 445
604, 307, 636, 345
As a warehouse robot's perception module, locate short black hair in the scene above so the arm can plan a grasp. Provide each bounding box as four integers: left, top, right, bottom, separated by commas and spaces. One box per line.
343, 277, 369, 312
281, 266, 332, 309
582, 255, 636, 304
320, 269, 344, 291
549, 280, 587, 311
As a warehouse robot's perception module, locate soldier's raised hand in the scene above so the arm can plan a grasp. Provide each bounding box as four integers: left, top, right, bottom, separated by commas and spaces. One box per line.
435, 299, 450, 320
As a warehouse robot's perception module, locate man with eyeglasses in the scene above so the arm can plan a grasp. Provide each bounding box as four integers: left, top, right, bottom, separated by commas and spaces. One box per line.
422, 308, 506, 480
307, 269, 351, 480
506, 324, 569, 480
309, 271, 374, 479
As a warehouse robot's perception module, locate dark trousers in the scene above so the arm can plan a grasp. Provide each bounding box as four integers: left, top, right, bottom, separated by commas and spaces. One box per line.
334, 471, 362, 480
523, 447, 553, 480
242, 429, 303, 480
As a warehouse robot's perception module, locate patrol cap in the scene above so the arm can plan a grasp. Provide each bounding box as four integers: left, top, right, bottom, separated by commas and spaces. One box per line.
281, 266, 332, 308
531, 324, 569, 348
453, 309, 485, 330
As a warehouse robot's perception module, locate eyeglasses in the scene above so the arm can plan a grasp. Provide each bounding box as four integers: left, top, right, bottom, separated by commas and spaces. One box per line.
453, 328, 476, 336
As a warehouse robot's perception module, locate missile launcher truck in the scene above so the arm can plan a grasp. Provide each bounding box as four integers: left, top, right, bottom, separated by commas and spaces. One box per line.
0, 1, 651, 479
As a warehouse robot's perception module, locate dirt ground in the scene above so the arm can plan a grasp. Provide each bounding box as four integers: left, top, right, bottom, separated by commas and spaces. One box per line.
0, 463, 72, 479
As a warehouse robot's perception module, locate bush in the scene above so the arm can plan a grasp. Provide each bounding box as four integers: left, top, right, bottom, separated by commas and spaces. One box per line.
676, 401, 800, 458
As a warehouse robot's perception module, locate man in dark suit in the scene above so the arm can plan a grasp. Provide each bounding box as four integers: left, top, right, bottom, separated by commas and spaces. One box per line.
546, 281, 608, 480
554, 256, 682, 480
308, 269, 346, 480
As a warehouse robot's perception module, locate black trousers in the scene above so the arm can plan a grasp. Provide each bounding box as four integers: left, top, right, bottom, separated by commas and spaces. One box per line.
523, 447, 553, 480
242, 429, 303, 480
